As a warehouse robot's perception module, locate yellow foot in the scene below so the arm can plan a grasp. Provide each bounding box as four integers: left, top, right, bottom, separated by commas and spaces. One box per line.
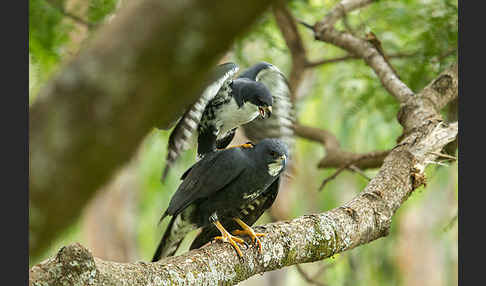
232, 218, 266, 253
224, 142, 255, 150
212, 220, 246, 257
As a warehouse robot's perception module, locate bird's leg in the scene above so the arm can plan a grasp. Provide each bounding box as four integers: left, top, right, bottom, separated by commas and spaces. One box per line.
231, 218, 266, 253
223, 141, 255, 150
212, 220, 246, 257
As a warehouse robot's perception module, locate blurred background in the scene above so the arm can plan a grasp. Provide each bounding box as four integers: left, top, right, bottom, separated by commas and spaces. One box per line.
29, 0, 457, 285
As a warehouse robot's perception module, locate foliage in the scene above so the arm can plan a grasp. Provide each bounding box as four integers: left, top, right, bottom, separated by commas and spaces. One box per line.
29, 0, 457, 284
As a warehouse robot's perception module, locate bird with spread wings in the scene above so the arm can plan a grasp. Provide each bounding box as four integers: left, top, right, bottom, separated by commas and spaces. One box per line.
161, 62, 294, 181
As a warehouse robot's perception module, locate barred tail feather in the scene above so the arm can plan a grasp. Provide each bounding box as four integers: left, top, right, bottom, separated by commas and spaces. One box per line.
162, 63, 239, 181
151, 214, 196, 262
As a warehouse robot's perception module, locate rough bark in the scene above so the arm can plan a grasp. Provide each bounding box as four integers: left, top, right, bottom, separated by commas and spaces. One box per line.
29, 62, 458, 286
295, 0, 457, 171
29, 0, 275, 260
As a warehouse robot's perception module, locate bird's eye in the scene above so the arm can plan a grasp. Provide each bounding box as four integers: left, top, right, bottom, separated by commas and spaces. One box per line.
270, 151, 278, 157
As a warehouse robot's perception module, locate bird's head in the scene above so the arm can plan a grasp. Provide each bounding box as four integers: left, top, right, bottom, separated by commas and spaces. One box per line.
232, 79, 273, 119
254, 138, 289, 177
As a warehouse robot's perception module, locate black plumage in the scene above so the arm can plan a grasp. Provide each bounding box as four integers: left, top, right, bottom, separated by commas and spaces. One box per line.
196, 77, 273, 156
240, 62, 295, 149
190, 177, 281, 251
162, 62, 275, 181
152, 138, 289, 261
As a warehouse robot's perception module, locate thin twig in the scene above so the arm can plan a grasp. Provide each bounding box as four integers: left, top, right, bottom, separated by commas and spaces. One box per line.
342, 13, 356, 36
443, 212, 458, 232
427, 151, 457, 161
319, 166, 347, 191
296, 19, 315, 31
433, 48, 457, 63
348, 165, 372, 181
295, 264, 328, 286
311, 263, 334, 280
305, 52, 417, 68
424, 160, 449, 167
319, 151, 386, 191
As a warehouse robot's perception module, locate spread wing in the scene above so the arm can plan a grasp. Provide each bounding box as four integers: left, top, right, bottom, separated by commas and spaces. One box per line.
189, 177, 281, 250
162, 63, 239, 181
240, 63, 295, 149
162, 148, 247, 219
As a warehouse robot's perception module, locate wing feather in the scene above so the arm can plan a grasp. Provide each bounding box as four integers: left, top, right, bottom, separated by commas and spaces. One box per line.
162, 63, 239, 181
164, 148, 247, 217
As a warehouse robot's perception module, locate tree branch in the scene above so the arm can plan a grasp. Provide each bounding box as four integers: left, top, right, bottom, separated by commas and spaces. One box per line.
30, 62, 458, 286
308, 0, 414, 103
273, 1, 309, 101
295, 264, 328, 286
317, 0, 375, 29
397, 62, 458, 135
294, 124, 390, 170
29, 0, 276, 260
305, 52, 418, 69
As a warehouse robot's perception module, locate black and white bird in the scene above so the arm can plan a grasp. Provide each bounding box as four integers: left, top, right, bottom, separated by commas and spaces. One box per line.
152, 139, 289, 261
188, 64, 297, 252
190, 62, 296, 251
162, 62, 292, 180
239, 62, 295, 149
189, 175, 281, 253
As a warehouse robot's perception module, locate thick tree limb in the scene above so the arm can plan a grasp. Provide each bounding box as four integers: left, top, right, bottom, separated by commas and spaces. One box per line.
29, 0, 275, 260
397, 63, 458, 133
30, 62, 458, 286
29, 124, 457, 285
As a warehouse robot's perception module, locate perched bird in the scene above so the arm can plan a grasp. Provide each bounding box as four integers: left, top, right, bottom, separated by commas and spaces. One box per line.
188, 64, 297, 250
189, 176, 281, 252
162, 62, 291, 181
152, 138, 289, 261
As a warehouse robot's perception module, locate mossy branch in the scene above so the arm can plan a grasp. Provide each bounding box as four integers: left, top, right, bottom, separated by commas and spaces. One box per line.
30, 63, 458, 285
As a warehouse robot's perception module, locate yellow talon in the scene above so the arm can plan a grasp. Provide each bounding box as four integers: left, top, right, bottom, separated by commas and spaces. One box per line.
212, 220, 246, 257
232, 218, 266, 253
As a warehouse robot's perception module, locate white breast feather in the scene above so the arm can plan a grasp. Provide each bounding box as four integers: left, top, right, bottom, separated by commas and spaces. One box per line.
215, 99, 259, 138
267, 161, 284, 176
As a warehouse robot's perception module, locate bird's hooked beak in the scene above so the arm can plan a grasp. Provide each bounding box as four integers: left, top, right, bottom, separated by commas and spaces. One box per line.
258, 106, 272, 119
